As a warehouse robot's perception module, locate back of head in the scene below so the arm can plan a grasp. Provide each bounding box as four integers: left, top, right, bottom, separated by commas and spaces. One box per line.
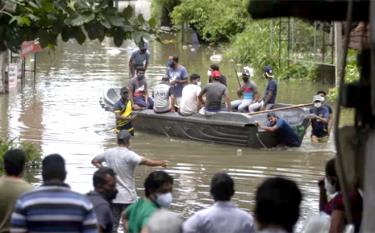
93, 167, 116, 189
210, 64, 220, 71
117, 129, 131, 145
190, 73, 200, 82
3, 149, 27, 176
325, 158, 337, 178
42, 154, 66, 182
144, 171, 174, 197
161, 76, 170, 83
147, 209, 183, 233
210, 172, 234, 201
255, 177, 302, 232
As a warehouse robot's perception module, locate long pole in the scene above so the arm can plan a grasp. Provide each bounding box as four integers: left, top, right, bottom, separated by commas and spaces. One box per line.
248, 103, 313, 116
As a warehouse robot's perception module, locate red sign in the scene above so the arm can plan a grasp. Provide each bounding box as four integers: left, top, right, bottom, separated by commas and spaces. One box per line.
21, 40, 42, 58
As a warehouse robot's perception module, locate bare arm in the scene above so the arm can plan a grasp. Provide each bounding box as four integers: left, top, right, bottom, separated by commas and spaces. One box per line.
128, 59, 134, 77
318, 179, 328, 211
329, 210, 345, 233
255, 121, 279, 132
198, 90, 205, 107
224, 90, 231, 112
169, 95, 175, 111
115, 111, 134, 121
91, 158, 104, 168
139, 158, 168, 167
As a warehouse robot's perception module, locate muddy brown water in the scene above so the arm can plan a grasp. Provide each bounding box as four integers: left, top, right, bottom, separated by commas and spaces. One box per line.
0, 36, 341, 231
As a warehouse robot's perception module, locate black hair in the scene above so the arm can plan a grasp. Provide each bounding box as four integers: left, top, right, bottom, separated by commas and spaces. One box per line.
267, 112, 277, 118
255, 177, 302, 233
171, 56, 179, 63
210, 172, 234, 201
144, 171, 173, 197
117, 129, 131, 145
121, 86, 129, 93
42, 154, 67, 182
325, 158, 337, 178
3, 149, 27, 176
93, 167, 116, 189
190, 73, 200, 82
316, 90, 327, 96
210, 64, 220, 71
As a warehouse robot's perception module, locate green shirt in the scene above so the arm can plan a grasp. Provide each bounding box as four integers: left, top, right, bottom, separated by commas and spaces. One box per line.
124, 198, 158, 233
0, 177, 33, 232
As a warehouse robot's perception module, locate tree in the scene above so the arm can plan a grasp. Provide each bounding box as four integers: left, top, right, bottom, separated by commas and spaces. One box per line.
0, 0, 158, 52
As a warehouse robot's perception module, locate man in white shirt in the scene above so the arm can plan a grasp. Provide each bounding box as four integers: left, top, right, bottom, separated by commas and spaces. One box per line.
179, 74, 201, 116
91, 130, 168, 233
183, 172, 256, 233
152, 77, 174, 113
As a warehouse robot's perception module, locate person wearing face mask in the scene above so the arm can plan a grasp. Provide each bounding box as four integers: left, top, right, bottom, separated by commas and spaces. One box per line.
316, 90, 334, 134
231, 69, 259, 112
87, 167, 118, 233
92, 130, 168, 233
114, 86, 135, 136
316, 158, 363, 233
208, 64, 227, 86
254, 112, 301, 147
129, 67, 154, 110
179, 73, 202, 116
309, 95, 330, 143
122, 171, 174, 233
183, 172, 255, 233
166, 56, 189, 105
129, 38, 150, 78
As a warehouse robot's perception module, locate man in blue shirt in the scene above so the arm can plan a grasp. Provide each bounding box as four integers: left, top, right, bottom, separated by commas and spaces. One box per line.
309, 95, 330, 143
255, 112, 301, 147
260, 65, 278, 110
128, 38, 150, 78
166, 55, 189, 105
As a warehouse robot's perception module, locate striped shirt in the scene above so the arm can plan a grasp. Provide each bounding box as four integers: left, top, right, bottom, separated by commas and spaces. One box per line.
10, 182, 98, 233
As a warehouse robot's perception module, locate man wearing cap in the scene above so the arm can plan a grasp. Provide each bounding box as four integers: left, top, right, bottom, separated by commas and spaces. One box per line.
258, 65, 278, 111
255, 112, 301, 147
114, 86, 135, 135
92, 130, 168, 233
198, 70, 231, 115
231, 68, 259, 112
166, 55, 189, 105
309, 95, 330, 143
208, 64, 227, 86
129, 38, 150, 78
152, 76, 175, 113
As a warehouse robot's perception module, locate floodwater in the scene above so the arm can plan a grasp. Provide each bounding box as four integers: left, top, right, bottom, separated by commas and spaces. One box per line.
0, 0, 339, 231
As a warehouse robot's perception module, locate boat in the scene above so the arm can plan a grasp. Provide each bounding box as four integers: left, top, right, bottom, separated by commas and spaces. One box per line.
100, 87, 310, 148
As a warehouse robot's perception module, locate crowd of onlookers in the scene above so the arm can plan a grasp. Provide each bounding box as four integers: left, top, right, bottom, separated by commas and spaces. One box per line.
0, 129, 363, 233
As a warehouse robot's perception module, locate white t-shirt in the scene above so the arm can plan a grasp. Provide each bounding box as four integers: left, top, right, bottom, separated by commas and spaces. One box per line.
179, 84, 201, 115
94, 146, 142, 204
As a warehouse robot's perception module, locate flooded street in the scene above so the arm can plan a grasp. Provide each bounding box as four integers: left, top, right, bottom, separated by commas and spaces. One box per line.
0, 36, 335, 230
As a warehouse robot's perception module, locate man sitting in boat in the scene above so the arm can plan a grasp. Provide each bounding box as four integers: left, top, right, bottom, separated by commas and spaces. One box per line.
114, 87, 135, 135
255, 112, 301, 147
179, 74, 202, 116
208, 64, 227, 86
152, 76, 175, 113
128, 67, 153, 110
252, 66, 278, 111
128, 37, 149, 78
231, 68, 260, 112
309, 95, 329, 143
166, 55, 189, 106
198, 70, 231, 115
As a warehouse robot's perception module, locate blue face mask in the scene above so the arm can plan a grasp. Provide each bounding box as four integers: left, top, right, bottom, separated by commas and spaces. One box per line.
167, 60, 174, 68
155, 192, 173, 208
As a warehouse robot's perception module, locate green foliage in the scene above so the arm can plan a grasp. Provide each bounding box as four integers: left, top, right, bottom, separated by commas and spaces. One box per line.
170, 0, 249, 43
151, 0, 180, 26
0, 0, 157, 52
327, 49, 360, 101
0, 138, 41, 172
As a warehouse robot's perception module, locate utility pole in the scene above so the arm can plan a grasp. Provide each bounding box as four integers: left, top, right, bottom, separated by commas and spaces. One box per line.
334, 22, 343, 87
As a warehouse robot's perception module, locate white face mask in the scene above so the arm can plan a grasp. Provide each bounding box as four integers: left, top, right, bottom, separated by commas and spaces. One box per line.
314, 102, 322, 108
207, 70, 212, 77
324, 177, 336, 194
156, 192, 173, 208
197, 81, 201, 86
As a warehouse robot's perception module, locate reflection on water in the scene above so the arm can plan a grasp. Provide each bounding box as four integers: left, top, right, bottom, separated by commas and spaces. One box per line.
0, 36, 334, 231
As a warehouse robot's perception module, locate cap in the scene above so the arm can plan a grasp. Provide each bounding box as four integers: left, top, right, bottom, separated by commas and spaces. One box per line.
242, 66, 253, 78
138, 37, 149, 50
313, 95, 325, 102
118, 129, 132, 141
263, 65, 274, 78
211, 70, 221, 79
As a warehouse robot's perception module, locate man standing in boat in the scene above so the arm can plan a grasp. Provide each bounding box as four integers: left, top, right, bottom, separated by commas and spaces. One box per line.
128, 37, 149, 78
309, 95, 329, 143
231, 68, 260, 112
166, 55, 189, 106
114, 86, 135, 136
128, 67, 153, 110
255, 66, 278, 111
255, 112, 301, 147
198, 70, 231, 115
